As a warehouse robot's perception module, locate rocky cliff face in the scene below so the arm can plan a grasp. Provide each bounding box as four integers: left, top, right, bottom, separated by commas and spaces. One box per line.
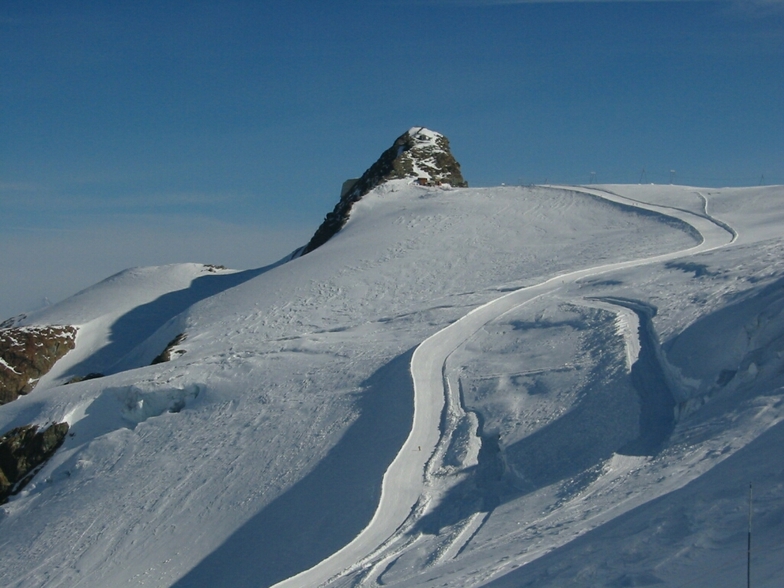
0, 422, 70, 503
303, 127, 467, 254
0, 326, 77, 405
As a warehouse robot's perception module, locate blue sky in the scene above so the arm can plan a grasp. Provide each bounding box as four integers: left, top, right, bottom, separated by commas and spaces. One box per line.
2, 0, 783, 319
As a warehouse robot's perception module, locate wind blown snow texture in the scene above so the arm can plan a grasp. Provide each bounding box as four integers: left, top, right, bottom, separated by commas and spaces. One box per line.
0, 182, 783, 587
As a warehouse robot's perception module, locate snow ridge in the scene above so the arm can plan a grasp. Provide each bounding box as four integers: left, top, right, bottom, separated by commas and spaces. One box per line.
2, 181, 784, 588
272, 185, 739, 586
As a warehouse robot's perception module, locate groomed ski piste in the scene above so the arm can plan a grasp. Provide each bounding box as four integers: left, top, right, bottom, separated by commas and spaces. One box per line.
274, 186, 738, 588
1, 181, 783, 587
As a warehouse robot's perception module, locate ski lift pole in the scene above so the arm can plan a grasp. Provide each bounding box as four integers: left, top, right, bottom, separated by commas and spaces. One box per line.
747, 483, 752, 588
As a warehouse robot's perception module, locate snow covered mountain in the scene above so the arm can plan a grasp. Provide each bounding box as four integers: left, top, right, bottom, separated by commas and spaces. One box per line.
1, 129, 783, 587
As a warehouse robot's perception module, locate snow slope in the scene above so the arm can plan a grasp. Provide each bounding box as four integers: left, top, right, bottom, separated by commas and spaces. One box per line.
1, 181, 783, 587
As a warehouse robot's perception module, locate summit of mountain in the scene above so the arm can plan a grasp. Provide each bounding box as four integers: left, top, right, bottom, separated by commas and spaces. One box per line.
302, 127, 467, 254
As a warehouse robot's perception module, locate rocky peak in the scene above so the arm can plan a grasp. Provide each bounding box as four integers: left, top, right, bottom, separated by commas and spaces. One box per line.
302, 127, 467, 255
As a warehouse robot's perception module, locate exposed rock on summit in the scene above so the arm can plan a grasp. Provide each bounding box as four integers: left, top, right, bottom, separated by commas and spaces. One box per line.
0, 326, 77, 405
303, 127, 467, 254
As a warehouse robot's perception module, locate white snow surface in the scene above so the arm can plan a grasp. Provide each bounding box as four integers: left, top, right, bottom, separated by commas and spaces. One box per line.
1, 182, 783, 587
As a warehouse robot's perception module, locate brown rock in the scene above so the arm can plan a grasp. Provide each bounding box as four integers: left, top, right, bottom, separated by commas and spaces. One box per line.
0, 422, 70, 503
151, 333, 187, 365
0, 326, 77, 405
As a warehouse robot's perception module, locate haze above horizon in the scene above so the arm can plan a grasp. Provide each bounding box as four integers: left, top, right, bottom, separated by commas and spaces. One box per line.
1, 0, 782, 319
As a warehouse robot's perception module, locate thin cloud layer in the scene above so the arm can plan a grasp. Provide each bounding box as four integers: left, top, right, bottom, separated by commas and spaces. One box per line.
0, 217, 311, 320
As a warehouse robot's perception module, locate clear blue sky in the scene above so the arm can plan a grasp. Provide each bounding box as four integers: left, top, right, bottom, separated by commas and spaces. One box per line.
2, 0, 783, 319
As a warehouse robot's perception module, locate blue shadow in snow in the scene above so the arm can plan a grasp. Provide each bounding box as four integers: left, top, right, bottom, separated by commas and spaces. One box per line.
171, 348, 415, 588
63, 263, 282, 378
484, 418, 784, 587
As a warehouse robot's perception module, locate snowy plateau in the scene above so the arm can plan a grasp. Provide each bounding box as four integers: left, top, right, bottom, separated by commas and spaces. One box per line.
1, 131, 784, 587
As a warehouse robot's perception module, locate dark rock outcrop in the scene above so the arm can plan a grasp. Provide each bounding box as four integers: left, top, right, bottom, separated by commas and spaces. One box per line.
65, 372, 105, 385
151, 333, 187, 365
0, 326, 77, 405
303, 127, 467, 254
0, 422, 69, 503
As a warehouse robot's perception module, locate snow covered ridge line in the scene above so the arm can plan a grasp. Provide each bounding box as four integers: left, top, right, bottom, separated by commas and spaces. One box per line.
1, 169, 781, 586
580, 185, 739, 244
3, 262, 279, 394
302, 127, 467, 255
0, 314, 27, 330
271, 186, 737, 587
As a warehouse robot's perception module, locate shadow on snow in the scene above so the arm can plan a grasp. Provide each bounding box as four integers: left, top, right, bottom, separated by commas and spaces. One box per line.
64, 264, 277, 378
414, 298, 677, 538
172, 348, 415, 588
485, 418, 784, 587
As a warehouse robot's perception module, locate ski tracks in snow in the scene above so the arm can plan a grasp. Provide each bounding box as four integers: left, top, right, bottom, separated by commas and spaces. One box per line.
272, 187, 737, 588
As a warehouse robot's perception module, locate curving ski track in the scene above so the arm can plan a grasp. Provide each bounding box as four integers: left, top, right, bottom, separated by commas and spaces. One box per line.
272, 187, 737, 588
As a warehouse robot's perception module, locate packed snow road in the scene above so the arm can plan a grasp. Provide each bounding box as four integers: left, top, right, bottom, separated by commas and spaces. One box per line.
272, 187, 736, 587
